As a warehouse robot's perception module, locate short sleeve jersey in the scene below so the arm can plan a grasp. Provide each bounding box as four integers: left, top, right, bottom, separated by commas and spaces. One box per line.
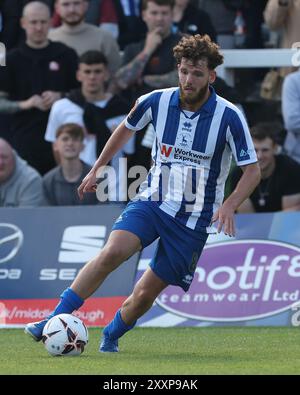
125, 86, 257, 232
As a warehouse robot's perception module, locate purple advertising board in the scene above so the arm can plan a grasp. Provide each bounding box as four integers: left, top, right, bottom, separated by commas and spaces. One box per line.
136, 212, 300, 327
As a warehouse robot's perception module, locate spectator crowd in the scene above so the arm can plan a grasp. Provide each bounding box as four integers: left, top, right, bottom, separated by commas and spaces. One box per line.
1, 0, 300, 213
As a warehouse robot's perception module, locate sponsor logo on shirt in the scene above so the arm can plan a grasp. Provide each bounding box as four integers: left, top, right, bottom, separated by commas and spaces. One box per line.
160, 144, 210, 165
173, 148, 210, 164
178, 132, 193, 148
161, 144, 173, 158
239, 149, 249, 157
182, 122, 192, 132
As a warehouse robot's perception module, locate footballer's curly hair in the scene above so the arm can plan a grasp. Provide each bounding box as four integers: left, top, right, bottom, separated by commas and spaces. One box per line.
173, 34, 224, 70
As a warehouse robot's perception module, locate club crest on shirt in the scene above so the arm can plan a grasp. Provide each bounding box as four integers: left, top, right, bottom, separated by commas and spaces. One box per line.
177, 132, 193, 148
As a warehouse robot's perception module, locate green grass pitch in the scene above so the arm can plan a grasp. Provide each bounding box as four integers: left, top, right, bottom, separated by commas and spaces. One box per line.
1, 327, 300, 375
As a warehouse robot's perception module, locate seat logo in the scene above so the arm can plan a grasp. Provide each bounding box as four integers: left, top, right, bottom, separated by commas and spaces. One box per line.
0, 223, 24, 264
58, 226, 107, 263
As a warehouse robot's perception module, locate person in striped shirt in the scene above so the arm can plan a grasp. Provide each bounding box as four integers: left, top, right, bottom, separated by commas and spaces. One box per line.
25, 34, 261, 352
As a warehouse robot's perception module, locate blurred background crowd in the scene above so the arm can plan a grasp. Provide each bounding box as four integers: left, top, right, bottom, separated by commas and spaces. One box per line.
1, 0, 300, 213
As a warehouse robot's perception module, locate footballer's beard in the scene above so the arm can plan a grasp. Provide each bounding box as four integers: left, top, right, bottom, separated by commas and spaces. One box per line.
179, 82, 209, 105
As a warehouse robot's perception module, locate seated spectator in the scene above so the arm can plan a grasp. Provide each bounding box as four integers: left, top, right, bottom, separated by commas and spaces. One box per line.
228, 122, 300, 213
172, 0, 216, 42
0, 1, 78, 175
264, 0, 300, 76
116, 0, 181, 170
52, 0, 146, 48
45, 50, 134, 200
0, 0, 55, 50
282, 68, 300, 164
49, 0, 121, 76
0, 138, 44, 207
116, 0, 181, 98
43, 123, 99, 205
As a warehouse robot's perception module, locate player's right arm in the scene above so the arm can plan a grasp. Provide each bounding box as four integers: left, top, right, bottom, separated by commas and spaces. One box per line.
78, 121, 135, 199
78, 92, 153, 199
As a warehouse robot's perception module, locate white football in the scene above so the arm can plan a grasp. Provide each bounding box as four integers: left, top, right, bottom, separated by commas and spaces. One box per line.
42, 314, 88, 356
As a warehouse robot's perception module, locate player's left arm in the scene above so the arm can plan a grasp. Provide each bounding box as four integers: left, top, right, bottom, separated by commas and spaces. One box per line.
213, 107, 261, 235
212, 162, 261, 236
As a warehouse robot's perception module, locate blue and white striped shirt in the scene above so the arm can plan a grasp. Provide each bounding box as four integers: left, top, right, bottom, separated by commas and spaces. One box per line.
125, 86, 257, 232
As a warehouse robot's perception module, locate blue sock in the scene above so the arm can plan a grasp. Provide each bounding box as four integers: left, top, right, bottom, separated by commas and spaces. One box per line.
47, 288, 84, 321
103, 309, 136, 341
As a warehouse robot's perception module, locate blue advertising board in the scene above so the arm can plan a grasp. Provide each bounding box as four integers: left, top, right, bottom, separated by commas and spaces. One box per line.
0, 205, 139, 327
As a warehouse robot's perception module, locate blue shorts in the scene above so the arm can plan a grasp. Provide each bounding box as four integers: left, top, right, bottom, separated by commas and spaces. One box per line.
112, 200, 208, 291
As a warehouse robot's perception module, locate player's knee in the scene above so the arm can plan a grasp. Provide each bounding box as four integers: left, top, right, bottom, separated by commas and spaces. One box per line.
97, 243, 128, 269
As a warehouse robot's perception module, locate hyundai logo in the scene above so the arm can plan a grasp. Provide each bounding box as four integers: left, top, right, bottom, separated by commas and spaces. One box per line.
0, 223, 24, 264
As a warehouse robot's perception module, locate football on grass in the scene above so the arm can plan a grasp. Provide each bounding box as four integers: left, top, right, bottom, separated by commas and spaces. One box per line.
42, 314, 88, 356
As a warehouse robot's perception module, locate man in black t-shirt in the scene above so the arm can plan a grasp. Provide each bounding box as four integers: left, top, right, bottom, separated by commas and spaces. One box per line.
228, 122, 300, 212
0, 1, 78, 175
